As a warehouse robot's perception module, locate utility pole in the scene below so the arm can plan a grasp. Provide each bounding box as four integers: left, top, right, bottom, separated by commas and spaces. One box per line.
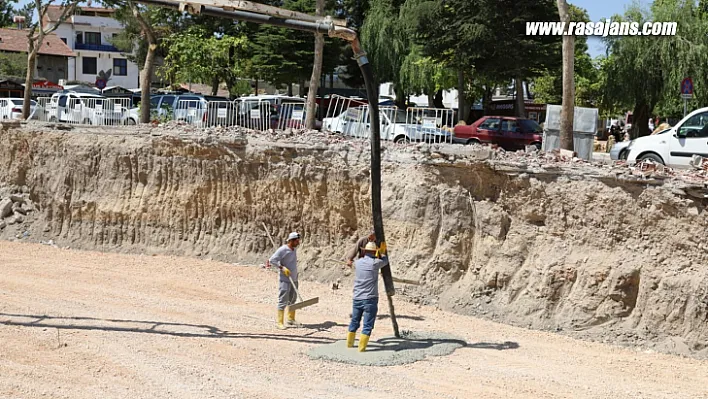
133, 0, 401, 338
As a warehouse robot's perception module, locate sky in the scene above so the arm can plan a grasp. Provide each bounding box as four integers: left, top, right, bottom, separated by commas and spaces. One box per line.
14, 0, 643, 58
571, 0, 651, 58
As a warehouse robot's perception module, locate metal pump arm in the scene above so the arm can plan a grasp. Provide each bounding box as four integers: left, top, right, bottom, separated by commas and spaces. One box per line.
133, 0, 400, 338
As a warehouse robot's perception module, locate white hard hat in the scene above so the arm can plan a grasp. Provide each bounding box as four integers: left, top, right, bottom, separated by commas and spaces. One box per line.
287, 232, 301, 241
362, 242, 378, 252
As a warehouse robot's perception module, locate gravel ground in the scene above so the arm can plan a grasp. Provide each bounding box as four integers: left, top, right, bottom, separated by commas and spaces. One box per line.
1, 241, 708, 399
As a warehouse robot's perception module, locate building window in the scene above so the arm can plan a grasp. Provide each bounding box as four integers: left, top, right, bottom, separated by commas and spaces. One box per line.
83, 57, 97, 75
85, 32, 101, 46
76, 32, 83, 44
113, 58, 127, 76
61, 37, 67, 44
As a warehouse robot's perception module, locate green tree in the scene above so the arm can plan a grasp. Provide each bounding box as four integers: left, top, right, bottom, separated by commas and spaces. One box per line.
21, 0, 80, 119
1, 0, 18, 27
0, 52, 27, 77
603, 0, 708, 137
532, 5, 597, 107
160, 26, 249, 96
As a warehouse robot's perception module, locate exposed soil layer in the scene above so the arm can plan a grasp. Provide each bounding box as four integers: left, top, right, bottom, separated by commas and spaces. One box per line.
0, 125, 707, 360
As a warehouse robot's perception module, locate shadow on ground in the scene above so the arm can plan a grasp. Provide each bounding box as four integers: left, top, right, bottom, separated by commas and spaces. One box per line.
0, 312, 336, 345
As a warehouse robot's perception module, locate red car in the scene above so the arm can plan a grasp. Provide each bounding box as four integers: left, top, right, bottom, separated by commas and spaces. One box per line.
453, 116, 543, 150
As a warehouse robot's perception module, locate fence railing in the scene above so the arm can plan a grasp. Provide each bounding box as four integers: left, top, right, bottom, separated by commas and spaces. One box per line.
34, 97, 132, 126
322, 98, 454, 144
26, 95, 455, 144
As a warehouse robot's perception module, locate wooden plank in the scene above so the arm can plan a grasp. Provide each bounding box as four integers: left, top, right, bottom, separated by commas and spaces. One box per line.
392, 277, 421, 286
288, 297, 319, 310
177, 0, 348, 26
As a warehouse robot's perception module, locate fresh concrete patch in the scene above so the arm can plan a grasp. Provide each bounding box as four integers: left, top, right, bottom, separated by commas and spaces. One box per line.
307, 331, 466, 366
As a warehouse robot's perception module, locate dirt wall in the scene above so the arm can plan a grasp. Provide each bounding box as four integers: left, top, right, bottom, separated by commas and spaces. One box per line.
1, 127, 707, 358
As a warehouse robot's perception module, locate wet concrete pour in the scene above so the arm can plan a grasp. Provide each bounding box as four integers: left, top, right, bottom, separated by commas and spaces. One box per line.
307, 331, 466, 366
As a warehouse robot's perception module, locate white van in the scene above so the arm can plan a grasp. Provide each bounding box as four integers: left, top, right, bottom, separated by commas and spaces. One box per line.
45, 91, 128, 125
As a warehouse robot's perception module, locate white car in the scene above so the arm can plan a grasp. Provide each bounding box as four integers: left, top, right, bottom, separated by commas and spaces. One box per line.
0, 98, 37, 120
627, 107, 708, 168
44, 92, 130, 125
323, 106, 451, 143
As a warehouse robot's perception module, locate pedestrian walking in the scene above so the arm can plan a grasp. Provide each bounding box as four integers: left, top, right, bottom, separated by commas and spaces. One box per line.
269, 232, 302, 330
346, 241, 389, 352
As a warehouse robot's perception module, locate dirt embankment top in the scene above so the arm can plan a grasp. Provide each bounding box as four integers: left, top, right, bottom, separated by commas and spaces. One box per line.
1, 122, 707, 359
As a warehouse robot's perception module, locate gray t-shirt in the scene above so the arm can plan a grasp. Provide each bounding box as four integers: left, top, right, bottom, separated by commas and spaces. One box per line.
270, 245, 297, 283
353, 255, 389, 300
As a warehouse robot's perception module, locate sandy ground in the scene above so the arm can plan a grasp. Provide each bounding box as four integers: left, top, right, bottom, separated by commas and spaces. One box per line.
1, 241, 707, 399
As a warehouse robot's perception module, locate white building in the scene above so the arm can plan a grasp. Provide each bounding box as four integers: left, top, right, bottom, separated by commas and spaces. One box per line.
44, 5, 140, 88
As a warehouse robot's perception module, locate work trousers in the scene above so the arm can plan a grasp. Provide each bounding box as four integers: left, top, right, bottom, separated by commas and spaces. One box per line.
278, 280, 298, 310
348, 297, 378, 336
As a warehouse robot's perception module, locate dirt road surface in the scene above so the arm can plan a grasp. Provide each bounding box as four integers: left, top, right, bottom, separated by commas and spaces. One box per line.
1, 241, 707, 399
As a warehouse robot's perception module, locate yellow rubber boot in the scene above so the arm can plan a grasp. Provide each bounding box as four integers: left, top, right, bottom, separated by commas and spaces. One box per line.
276, 310, 286, 330
358, 334, 370, 352
346, 332, 356, 348
287, 310, 301, 327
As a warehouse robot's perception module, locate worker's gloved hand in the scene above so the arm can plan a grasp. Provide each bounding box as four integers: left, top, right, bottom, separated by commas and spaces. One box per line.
281, 267, 291, 277
378, 242, 387, 255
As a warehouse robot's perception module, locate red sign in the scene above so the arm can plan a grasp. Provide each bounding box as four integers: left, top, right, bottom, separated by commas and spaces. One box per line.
681, 77, 693, 95
32, 80, 63, 90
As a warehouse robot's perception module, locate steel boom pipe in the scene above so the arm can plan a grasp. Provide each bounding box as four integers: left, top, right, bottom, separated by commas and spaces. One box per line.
134, 0, 399, 338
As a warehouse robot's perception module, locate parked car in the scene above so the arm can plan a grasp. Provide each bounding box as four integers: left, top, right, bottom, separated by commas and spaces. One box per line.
627, 108, 708, 168
610, 127, 672, 161
127, 94, 212, 125
45, 92, 128, 125
236, 95, 322, 130
453, 116, 543, 150
323, 106, 451, 143
0, 98, 37, 120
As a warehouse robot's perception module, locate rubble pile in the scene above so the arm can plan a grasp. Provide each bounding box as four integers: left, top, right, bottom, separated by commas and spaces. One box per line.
0, 190, 34, 230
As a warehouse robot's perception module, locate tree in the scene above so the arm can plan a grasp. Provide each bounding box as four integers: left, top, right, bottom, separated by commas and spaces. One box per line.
21, 0, 80, 119
1, 0, 18, 27
305, 0, 325, 129
0, 52, 27, 77
410, 0, 560, 119
557, 0, 574, 150
105, 0, 182, 122
602, 0, 707, 137
532, 5, 597, 108
160, 26, 248, 95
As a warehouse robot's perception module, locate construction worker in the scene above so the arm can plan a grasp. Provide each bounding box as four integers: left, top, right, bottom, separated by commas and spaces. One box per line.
269, 232, 301, 330
345, 229, 376, 268
346, 241, 389, 352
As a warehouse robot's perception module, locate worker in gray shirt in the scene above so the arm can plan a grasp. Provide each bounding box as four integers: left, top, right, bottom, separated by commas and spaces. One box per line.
345, 229, 376, 268
346, 241, 389, 352
269, 232, 301, 330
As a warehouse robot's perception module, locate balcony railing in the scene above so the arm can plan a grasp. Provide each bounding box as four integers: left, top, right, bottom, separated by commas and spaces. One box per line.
75, 43, 121, 52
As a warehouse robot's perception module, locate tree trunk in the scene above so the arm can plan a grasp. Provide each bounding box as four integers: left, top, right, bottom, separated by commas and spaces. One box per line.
515, 77, 526, 117
329, 73, 334, 90
22, 46, 38, 120
391, 85, 403, 109
305, 0, 325, 129
254, 78, 259, 95
631, 103, 650, 139
139, 44, 156, 123
287, 82, 293, 97
433, 89, 444, 109
211, 76, 219, 96
427, 92, 435, 108
557, 0, 575, 151
457, 70, 466, 122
